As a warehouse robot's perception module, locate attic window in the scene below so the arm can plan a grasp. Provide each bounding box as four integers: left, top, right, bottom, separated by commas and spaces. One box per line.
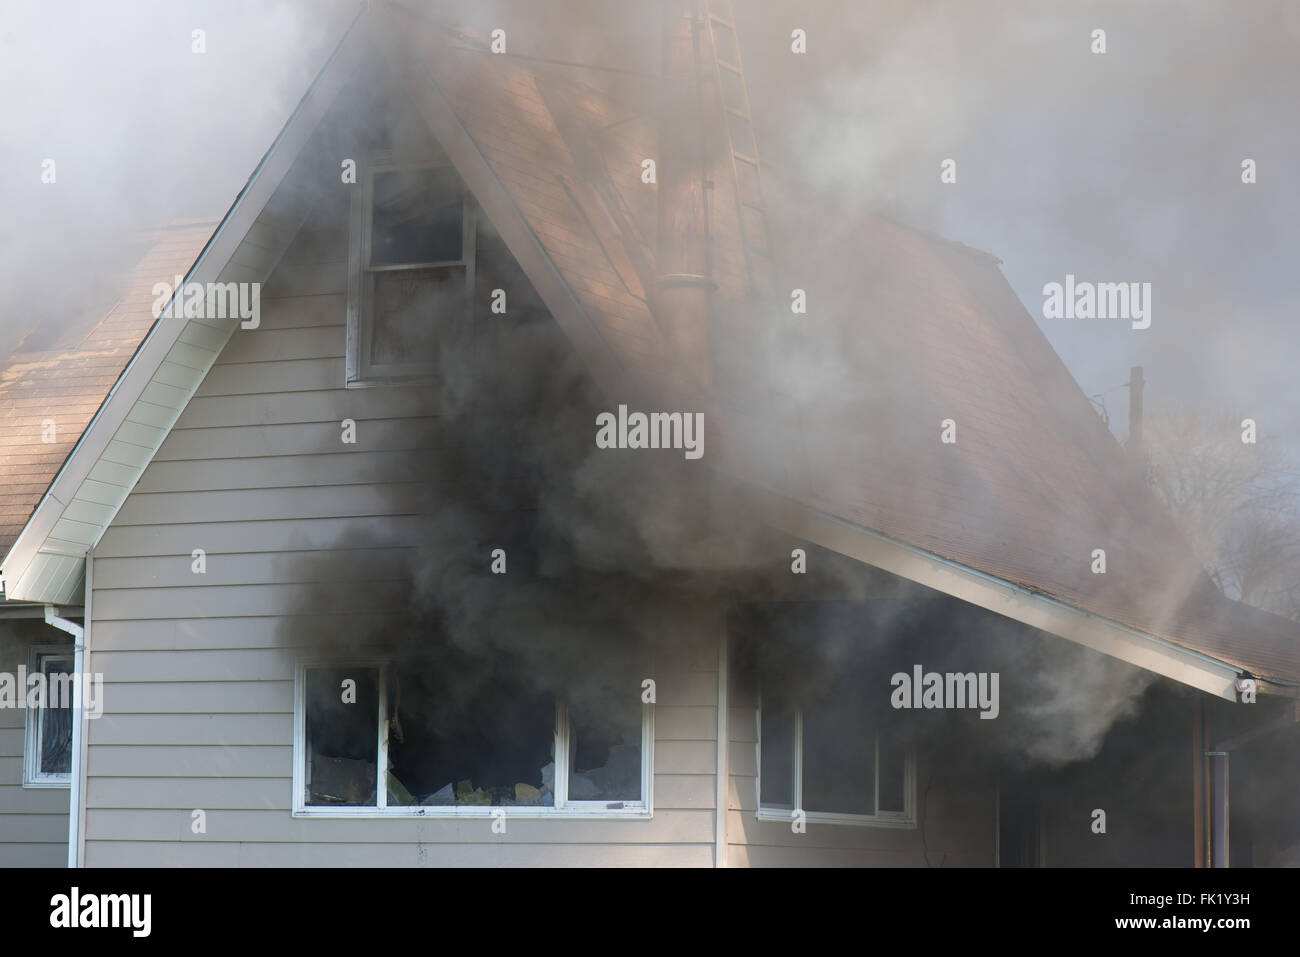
346, 163, 476, 385
24, 647, 74, 788
294, 660, 653, 817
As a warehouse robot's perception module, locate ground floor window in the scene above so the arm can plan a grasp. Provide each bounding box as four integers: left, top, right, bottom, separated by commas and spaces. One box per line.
756, 691, 914, 827
24, 647, 74, 787
294, 658, 652, 817
745, 619, 916, 828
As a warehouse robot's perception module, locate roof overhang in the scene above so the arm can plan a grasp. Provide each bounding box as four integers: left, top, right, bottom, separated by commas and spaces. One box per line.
754, 489, 1267, 702
0, 599, 82, 620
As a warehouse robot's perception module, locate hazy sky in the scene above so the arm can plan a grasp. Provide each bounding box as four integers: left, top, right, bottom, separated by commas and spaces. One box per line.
0, 0, 356, 354
735, 0, 1300, 454
3, 0, 1296, 457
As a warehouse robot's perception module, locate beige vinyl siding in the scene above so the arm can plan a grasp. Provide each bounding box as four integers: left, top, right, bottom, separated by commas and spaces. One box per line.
0, 620, 70, 866
82, 197, 723, 866
724, 665, 996, 867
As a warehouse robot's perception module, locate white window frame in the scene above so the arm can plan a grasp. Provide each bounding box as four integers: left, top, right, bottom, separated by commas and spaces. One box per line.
345, 158, 477, 387
292, 659, 654, 819
23, 645, 74, 788
754, 691, 916, 828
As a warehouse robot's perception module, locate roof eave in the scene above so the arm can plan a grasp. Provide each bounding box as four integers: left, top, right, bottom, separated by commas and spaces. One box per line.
755, 489, 1266, 702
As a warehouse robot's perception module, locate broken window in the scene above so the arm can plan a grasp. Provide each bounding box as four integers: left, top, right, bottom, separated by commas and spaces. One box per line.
347, 161, 475, 385
304, 667, 379, 806
296, 659, 651, 815
25, 649, 74, 787
386, 666, 556, 808
565, 692, 644, 804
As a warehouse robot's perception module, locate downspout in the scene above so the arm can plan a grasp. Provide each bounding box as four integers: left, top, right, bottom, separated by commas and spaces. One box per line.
1206, 751, 1229, 867
1201, 697, 1298, 867
714, 624, 728, 867
1192, 702, 1205, 867
45, 552, 91, 869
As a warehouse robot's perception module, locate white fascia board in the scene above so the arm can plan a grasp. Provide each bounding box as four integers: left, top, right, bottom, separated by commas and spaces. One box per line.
0, 8, 375, 603
761, 495, 1245, 702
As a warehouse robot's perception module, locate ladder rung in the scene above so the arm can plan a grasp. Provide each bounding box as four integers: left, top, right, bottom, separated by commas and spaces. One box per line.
704, 0, 774, 299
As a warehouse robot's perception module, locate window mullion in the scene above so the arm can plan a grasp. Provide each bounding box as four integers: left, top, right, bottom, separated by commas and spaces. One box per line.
35, 680, 46, 778
754, 689, 762, 814
641, 699, 652, 810
463, 199, 477, 302
359, 167, 376, 381
874, 734, 880, 817
377, 664, 388, 811
793, 708, 803, 812
554, 699, 569, 809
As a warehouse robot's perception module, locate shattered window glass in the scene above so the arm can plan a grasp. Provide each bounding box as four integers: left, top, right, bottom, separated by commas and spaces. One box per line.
567, 692, 643, 804
305, 667, 379, 806
301, 656, 650, 812
386, 665, 556, 808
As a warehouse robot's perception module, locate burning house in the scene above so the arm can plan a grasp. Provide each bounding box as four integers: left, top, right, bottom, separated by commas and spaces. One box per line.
0, 0, 1297, 868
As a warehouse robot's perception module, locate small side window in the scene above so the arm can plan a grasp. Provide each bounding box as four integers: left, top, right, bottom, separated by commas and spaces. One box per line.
757, 694, 914, 826
25, 649, 74, 787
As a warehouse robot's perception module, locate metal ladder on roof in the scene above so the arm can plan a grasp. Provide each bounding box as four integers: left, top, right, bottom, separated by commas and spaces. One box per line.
701, 0, 775, 302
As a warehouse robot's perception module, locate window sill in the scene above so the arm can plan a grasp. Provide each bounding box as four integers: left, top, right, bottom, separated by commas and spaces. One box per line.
23, 778, 71, 789
755, 807, 915, 829
343, 372, 435, 389
293, 804, 653, 820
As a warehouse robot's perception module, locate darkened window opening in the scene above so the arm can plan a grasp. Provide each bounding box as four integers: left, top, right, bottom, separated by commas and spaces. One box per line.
387, 667, 556, 807
750, 627, 914, 824
305, 667, 379, 806
299, 658, 649, 812
567, 693, 643, 802
347, 161, 476, 384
